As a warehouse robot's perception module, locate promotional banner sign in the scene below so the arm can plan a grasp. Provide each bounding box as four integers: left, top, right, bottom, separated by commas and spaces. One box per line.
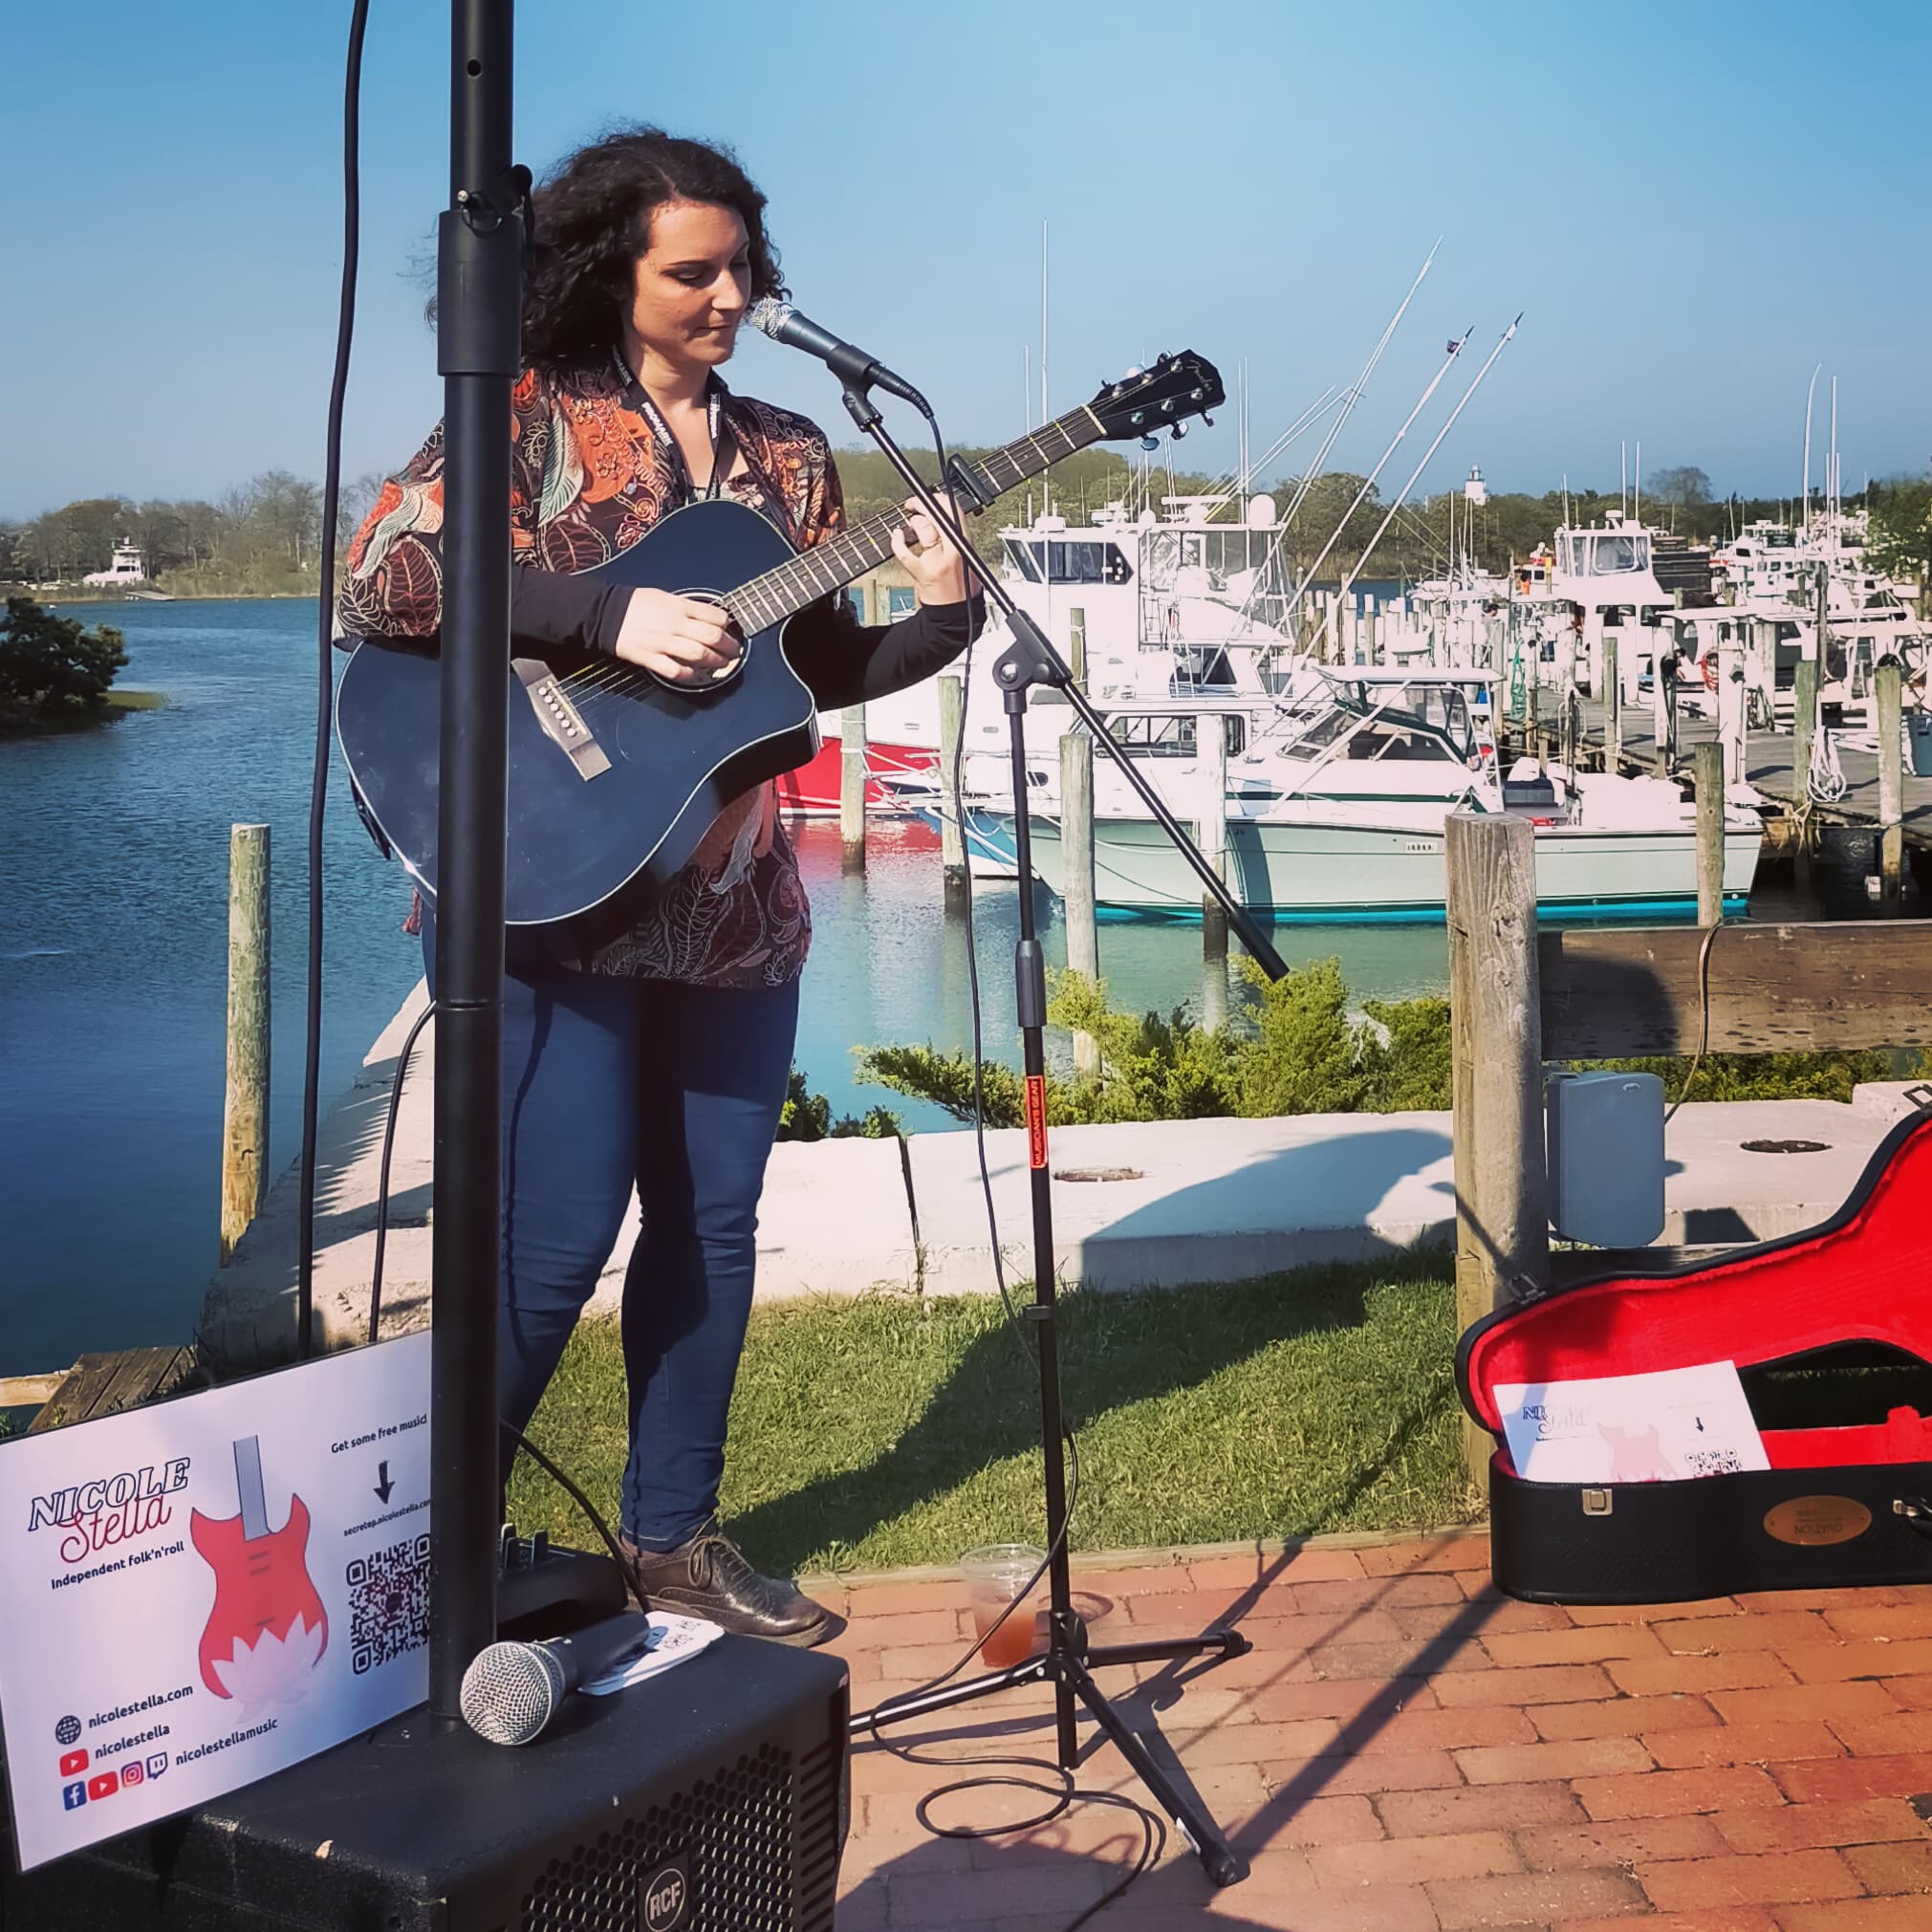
0, 1333, 432, 1871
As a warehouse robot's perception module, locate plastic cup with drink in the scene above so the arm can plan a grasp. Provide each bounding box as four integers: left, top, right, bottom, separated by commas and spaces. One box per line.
960, 1543, 1046, 1668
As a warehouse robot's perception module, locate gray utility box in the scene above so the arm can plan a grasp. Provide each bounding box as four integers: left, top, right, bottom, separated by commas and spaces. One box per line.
1545, 1071, 1665, 1248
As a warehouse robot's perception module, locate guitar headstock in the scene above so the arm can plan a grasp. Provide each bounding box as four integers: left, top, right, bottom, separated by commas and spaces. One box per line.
1084, 352, 1225, 446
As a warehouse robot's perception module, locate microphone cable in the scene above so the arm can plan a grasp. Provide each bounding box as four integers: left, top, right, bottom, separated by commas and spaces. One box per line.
853, 401, 1163, 1931
296, 0, 371, 1359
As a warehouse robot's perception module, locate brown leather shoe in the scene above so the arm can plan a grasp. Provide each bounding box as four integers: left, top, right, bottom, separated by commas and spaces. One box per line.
619, 1523, 835, 1648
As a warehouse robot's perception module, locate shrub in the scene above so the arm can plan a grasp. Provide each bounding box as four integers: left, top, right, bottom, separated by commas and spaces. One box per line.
0, 596, 128, 727
775, 1068, 902, 1141
853, 964, 1921, 1125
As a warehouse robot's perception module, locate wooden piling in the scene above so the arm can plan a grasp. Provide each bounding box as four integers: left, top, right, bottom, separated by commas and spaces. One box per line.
839, 704, 867, 872
1751, 617, 1778, 725
1877, 657, 1903, 909
1445, 812, 1549, 1493
938, 673, 968, 909
1059, 728, 1100, 1079
1199, 714, 1229, 965
1718, 642, 1746, 789
1603, 638, 1621, 771
1694, 740, 1726, 926
220, 823, 271, 1267
1654, 641, 1678, 773
1791, 654, 1818, 887
1792, 656, 1818, 806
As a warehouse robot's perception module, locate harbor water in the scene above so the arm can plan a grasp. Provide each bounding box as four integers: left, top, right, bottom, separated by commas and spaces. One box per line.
0, 598, 1885, 1376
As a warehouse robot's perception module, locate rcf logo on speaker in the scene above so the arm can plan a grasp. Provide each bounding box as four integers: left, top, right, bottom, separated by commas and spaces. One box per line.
640, 1856, 691, 1932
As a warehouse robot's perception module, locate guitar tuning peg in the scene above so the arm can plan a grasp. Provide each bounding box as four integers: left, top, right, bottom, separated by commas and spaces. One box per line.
1124, 365, 1144, 380
1201, 413, 1214, 427
1170, 422, 1188, 440
1139, 436, 1160, 452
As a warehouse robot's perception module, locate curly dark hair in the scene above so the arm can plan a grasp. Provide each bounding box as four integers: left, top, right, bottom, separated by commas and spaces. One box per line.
522, 125, 783, 371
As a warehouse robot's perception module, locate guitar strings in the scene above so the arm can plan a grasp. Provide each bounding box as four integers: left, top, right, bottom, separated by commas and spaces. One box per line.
550, 407, 1094, 704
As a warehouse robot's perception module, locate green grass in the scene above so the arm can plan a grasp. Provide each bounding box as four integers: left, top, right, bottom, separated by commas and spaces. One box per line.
506, 1249, 1472, 1574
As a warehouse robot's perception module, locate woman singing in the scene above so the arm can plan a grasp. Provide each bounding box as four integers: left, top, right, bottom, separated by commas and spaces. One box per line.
338, 127, 978, 1644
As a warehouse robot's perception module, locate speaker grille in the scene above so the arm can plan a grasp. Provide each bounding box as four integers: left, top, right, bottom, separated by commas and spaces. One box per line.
520, 1741, 831, 1932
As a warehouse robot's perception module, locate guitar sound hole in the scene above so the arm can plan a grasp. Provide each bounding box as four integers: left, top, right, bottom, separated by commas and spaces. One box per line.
640, 591, 747, 696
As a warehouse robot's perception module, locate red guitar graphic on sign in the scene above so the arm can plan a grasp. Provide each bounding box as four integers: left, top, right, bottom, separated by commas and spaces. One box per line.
189, 1437, 328, 1705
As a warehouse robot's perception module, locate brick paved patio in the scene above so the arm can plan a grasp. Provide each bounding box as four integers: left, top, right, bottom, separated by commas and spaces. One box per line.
815, 1532, 1932, 1930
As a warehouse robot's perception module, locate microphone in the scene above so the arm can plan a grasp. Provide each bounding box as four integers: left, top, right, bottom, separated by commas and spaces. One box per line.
746, 298, 929, 410
459, 1615, 653, 1746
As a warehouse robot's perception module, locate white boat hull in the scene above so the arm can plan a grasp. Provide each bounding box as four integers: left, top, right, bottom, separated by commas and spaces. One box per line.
991, 809, 1760, 919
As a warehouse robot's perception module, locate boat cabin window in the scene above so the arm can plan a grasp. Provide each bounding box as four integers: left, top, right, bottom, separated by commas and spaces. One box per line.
1045, 541, 1130, 584
1343, 720, 1458, 762
1171, 648, 1240, 691
1003, 539, 1042, 582
1565, 532, 1646, 576
1104, 713, 1247, 759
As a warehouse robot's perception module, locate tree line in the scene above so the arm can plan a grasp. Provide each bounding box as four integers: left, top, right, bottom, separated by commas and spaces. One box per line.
6, 455, 1925, 600
0, 472, 387, 598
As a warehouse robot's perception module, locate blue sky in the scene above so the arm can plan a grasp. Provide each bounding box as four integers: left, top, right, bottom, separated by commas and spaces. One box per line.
6, 0, 1928, 517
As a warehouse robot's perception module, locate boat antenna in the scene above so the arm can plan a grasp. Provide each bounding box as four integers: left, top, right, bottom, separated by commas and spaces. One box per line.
1285, 328, 1474, 648
1274, 239, 1440, 538
1327, 315, 1525, 630
1802, 361, 1820, 537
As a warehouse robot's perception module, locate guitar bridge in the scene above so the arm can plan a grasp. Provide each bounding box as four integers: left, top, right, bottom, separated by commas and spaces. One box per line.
513, 659, 612, 780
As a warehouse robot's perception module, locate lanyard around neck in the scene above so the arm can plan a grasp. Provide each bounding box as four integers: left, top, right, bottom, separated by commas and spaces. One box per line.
614, 353, 733, 506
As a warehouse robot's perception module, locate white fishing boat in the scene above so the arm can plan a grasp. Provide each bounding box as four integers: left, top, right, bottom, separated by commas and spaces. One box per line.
781, 493, 1316, 815
956, 669, 1761, 920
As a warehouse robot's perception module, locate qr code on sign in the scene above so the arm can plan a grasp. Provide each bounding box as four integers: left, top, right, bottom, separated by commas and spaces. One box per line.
347, 1532, 431, 1674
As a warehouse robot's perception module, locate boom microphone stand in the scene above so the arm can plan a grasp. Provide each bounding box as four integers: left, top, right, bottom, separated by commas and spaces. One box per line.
840, 380, 1289, 1889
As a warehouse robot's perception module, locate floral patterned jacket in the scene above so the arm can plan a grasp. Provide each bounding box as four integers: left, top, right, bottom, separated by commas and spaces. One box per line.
337, 354, 974, 988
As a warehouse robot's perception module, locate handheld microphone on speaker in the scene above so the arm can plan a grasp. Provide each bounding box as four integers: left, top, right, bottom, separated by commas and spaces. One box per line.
460, 1615, 654, 1746
746, 298, 930, 411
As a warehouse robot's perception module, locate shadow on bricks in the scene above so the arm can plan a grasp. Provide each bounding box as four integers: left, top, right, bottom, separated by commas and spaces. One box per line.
846, 1831, 1300, 1929
721, 1237, 1456, 1574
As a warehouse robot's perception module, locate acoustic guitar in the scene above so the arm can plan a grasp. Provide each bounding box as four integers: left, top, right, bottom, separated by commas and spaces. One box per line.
334, 352, 1224, 948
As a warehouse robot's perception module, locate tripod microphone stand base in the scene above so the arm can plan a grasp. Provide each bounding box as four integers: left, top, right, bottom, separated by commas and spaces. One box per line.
856, 1623, 1254, 1886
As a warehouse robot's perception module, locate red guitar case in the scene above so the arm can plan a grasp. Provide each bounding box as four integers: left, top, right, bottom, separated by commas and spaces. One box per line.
1457, 1108, 1932, 1603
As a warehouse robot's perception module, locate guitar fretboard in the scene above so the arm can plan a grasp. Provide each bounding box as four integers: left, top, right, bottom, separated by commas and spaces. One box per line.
724, 409, 1098, 635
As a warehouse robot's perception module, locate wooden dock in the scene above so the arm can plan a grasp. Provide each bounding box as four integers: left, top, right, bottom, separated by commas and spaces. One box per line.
1501, 694, 1932, 857
2, 1346, 206, 1433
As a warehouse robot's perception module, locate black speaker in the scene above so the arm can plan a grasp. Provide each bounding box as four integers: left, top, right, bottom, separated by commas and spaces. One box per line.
1, 1635, 847, 1931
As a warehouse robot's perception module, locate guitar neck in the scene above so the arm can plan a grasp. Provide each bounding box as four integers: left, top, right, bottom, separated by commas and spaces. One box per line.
233, 1436, 270, 1542
724, 404, 1104, 634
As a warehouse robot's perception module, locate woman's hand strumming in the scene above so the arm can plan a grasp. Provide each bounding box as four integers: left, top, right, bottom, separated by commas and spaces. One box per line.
614, 588, 744, 684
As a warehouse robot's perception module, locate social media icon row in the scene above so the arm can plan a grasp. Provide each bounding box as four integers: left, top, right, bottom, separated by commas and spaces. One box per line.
57, 1754, 166, 1810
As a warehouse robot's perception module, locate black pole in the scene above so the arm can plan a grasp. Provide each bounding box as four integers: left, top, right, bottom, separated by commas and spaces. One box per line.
428, 0, 522, 1721
1002, 684, 1081, 1764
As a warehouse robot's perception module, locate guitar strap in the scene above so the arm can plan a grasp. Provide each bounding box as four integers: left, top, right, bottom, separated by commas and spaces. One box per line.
612, 352, 737, 507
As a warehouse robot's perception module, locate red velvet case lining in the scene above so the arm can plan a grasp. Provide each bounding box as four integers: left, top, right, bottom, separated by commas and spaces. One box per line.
1460, 1112, 1932, 1479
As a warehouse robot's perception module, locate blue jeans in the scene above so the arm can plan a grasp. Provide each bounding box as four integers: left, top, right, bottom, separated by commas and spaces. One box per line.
424, 928, 799, 1548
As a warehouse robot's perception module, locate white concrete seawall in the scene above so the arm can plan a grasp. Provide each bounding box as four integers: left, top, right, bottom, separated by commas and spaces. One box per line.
198, 982, 1926, 1367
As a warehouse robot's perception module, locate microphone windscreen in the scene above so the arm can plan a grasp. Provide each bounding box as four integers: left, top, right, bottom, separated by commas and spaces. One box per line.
460, 1639, 566, 1746
746, 298, 791, 341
